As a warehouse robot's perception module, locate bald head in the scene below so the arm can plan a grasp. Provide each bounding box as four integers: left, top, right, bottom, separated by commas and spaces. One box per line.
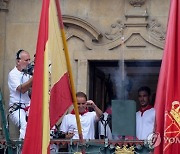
16, 50, 31, 71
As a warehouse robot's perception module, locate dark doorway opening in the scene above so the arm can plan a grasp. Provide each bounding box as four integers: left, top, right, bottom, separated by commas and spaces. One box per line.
89, 60, 161, 112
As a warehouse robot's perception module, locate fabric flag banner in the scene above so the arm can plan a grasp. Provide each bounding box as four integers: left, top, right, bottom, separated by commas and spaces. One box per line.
48, 0, 73, 129
22, 0, 73, 153
154, 0, 180, 154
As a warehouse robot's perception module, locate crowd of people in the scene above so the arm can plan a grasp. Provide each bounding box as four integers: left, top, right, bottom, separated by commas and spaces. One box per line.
7, 50, 156, 152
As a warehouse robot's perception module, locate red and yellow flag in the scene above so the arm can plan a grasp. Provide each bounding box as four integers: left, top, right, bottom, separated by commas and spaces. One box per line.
154, 0, 180, 154
22, 0, 74, 153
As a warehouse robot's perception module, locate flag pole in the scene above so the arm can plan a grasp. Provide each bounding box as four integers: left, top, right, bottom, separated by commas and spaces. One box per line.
55, 0, 84, 145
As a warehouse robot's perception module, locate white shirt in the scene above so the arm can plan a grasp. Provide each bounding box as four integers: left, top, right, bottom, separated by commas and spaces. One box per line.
60, 112, 97, 139
98, 112, 112, 139
8, 67, 31, 106
136, 108, 155, 140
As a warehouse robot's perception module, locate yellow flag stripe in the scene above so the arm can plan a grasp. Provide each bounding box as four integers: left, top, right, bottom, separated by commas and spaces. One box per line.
49, 0, 68, 86
42, 42, 50, 153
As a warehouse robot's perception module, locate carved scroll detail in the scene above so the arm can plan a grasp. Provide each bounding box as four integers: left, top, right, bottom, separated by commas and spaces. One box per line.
147, 18, 166, 41
105, 20, 125, 40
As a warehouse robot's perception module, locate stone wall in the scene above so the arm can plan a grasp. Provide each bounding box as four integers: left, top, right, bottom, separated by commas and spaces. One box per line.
0, 0, 170, 138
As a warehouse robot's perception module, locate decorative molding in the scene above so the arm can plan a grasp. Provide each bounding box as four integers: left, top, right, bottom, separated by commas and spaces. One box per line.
147, 18, 166, 41
62, 15, 102, 41
105, 20, 125, 40
0, 0, 9, 12
125, 9, 148, 19
129, 0, 146, 7
126, 34, 146, 47
125, 0, 148, 20
62, 15, 164, 50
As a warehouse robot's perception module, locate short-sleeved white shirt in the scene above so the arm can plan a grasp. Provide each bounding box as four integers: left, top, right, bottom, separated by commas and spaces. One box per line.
98, 112, 112, 139
136, 108, 155, 140
8, 67, 31, 106
60, 112, 97, 139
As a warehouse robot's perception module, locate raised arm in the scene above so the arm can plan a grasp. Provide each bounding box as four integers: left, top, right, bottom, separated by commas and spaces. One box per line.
86, 100, 103, 119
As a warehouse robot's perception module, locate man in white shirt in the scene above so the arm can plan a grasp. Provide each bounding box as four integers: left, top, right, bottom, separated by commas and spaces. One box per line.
136, 86, 155, 140
60, 91, 103, 139
8, 49, 33, 139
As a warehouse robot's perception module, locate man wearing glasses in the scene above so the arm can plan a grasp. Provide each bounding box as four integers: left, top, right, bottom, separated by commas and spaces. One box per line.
8, 49, 33, 139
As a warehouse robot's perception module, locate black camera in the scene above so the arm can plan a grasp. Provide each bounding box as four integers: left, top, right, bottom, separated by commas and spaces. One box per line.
22, 62, 34, 75
51, 131, 66, 139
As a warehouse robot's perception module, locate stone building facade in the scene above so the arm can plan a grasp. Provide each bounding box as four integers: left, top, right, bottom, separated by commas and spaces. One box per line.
0, 0, 170, 138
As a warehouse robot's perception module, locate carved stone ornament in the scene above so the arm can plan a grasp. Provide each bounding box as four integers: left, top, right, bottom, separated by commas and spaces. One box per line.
129, 0, 146, 7
105, 20, 125, 40
0, 0, 9, 12
147, 18, 166, 41
126, 34, 146, 47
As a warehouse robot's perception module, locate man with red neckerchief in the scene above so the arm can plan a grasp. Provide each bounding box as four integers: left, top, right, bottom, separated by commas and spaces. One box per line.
60, 91, 103, 139
136, 86, 155, 140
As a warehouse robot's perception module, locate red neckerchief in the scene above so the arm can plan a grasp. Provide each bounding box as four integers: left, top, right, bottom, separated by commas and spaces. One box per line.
105, 107, 112, 114
23, 106, 30, 112
71, 109, 88, 116
139, 105, 153, 116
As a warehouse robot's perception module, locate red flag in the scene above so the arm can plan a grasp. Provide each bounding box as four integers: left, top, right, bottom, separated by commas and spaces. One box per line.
154, 0, 180, 154
22, 0, 73, 153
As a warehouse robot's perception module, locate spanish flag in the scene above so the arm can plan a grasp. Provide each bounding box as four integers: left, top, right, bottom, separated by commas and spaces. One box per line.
22, 0, 74, 153
154, 0, 180, 153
